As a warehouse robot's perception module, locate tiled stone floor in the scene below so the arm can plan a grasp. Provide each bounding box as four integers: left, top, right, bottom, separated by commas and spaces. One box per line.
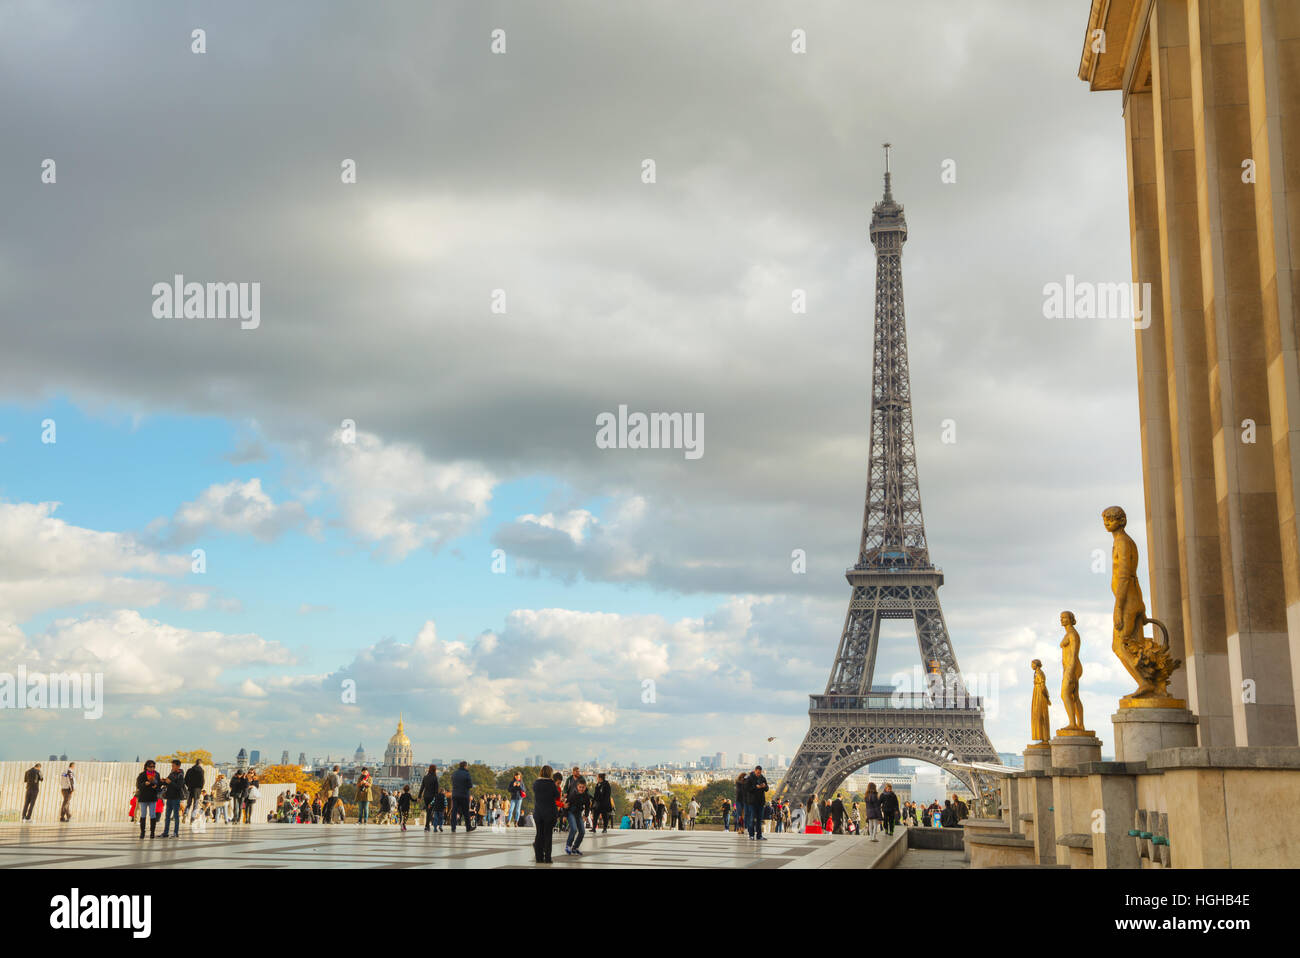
0, 822, 910, 869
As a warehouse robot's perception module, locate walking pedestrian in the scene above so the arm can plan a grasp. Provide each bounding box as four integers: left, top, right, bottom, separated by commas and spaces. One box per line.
398, 785, 413, 831
450, 761, 474, 832
417, 764, 439, 831
864, 782, 883, 841
184, 759, 206, 822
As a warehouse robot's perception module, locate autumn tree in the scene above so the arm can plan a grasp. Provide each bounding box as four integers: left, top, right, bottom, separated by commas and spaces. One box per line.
155, 749, 214, 766
259, 765, 320, 796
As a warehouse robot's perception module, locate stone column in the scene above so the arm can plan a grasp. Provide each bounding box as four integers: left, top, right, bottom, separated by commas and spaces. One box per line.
1126, 85, 1190, 707
1187, 0, 1296, 746
1244, 0, 1300, 744
1149, 0, 1236, 742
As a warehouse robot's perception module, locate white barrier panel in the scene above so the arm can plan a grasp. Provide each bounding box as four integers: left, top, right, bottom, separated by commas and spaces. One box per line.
0, 761, 286, 827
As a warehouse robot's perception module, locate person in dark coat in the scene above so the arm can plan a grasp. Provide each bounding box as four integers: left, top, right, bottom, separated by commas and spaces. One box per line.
744, 766, 769, 840
532, 765, 560, 863
733, 774, 747, 833
135, 760, 163, 839
565, 781, 591, 855
228, 770, 247, 824
880, 783, 901, 835
184, 760, 206, 822
863, 782, 884, 841
160, 759, 186, 838
940, 799, 961, 828
592, 773, 613, 833
21, 763, 42, 821
450, 761, 474, 832
830, 795, 846, 834
417, 764, 439, 832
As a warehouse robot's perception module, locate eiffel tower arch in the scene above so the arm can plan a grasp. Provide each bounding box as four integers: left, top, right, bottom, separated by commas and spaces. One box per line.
777, 148, 999, 809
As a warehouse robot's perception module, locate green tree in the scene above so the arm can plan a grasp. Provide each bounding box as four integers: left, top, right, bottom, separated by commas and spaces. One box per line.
608, 781, 629, 820
691, 779, 735, 821
467, 763, 498, 791
497, 766, 543, 813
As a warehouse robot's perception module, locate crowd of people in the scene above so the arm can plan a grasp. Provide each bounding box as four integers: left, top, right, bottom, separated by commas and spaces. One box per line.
28, 756, 969, 848
714, 772, 969, 840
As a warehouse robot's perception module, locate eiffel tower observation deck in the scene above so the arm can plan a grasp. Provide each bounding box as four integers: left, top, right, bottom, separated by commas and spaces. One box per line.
777, 147, 999, 808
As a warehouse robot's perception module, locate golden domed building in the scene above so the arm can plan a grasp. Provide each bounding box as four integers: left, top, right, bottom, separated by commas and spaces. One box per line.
383, 715, 414, 779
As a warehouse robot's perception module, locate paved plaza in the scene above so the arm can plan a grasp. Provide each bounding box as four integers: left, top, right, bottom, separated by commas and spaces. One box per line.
0, 823, 909, 869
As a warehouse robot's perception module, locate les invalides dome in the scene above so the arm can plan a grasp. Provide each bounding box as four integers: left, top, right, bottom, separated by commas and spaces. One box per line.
383, 715, 414, 779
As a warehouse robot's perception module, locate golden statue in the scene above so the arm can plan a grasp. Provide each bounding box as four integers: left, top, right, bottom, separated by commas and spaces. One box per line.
1103, 506, 1184, 707
1030, 659, 1051, 745
1056, 611, 1093, 734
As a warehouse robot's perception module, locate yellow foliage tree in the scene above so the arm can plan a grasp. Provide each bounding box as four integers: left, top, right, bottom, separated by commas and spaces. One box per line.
258, 765, 320, 796
155, 750, 215, 766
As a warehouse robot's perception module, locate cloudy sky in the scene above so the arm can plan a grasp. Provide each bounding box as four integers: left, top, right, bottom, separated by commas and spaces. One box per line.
0, 0, 1149, 767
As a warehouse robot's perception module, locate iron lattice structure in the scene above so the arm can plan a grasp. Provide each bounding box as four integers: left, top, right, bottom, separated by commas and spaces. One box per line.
777, 154, 999, 808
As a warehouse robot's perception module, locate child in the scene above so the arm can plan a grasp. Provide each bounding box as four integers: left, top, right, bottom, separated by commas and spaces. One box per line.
398, 784, 413, 831
433, 789, 449, 832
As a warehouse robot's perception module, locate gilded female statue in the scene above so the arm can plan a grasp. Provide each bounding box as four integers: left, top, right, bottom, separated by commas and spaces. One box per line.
1059, 611, 1085, 731
1030, 659, 1051, 743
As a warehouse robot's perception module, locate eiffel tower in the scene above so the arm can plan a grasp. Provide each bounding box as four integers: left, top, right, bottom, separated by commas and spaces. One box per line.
776, 147, 998, 808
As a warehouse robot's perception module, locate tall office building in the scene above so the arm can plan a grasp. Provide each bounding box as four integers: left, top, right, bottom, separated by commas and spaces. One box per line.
280, 750, 290, 765
249, 750, 260, 766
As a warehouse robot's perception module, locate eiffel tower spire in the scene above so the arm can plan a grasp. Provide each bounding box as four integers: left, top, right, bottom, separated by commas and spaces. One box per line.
859, 142, 928, 572
777, 153, 998, 808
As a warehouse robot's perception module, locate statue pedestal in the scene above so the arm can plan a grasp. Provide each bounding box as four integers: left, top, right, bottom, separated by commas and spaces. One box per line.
1023, 744, 1052, 771
1049, 733, 1102, 768
1112, 707, 1198, 763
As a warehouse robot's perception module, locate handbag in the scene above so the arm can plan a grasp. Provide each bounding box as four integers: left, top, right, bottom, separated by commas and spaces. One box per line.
246, 785, 260, 801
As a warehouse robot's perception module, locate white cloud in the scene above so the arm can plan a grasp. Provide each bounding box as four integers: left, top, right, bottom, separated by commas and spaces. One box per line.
153, 477, 319, 544
0, 501, 199, 621
320, 428, 495, 559
10, 608, 293, 695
